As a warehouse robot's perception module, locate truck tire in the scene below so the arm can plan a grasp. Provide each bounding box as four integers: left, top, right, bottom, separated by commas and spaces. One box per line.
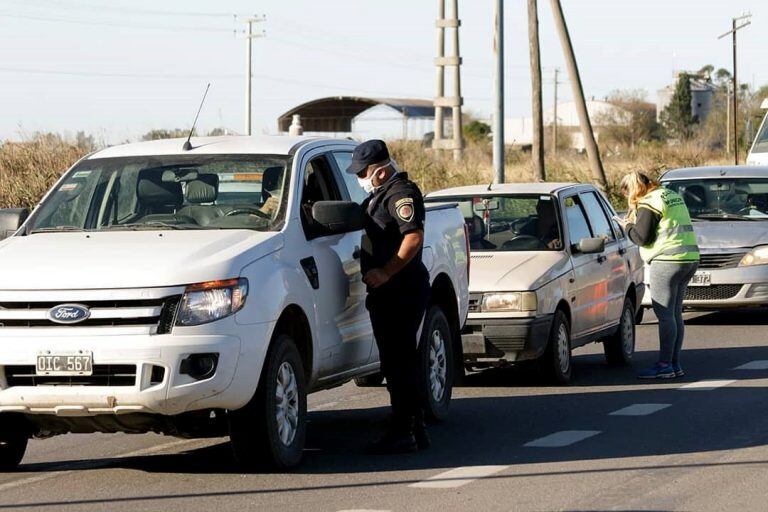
539, 310, 572, 385
604, 297, 636, 366
420, 305, 453, 423
354, 373, 384, 387
0, 422, 27, 471
229, 334, 307, 471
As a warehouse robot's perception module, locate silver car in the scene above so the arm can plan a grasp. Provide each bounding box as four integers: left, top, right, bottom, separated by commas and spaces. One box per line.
640, 166, 768, 312
426, 183, 645, 384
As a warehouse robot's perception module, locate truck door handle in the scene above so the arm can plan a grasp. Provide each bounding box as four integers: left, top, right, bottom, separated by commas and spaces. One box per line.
597, 255, 607, 264
300, 257, 320, 290
353, 246, 361, 259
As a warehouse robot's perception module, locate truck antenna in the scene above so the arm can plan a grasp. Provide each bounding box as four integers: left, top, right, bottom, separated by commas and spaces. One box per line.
183, 83, 211, 151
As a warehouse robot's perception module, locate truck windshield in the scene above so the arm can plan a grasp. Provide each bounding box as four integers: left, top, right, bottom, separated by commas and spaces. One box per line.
426, 195, 562, 251
664, 178, 768, 220
26, 154, 291, 233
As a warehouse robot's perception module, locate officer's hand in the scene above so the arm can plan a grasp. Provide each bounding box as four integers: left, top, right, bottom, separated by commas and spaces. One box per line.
363, 268, 390, 289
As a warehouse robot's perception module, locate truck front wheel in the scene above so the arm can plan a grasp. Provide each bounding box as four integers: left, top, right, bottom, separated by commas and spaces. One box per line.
0, 418, 27, 471
229, 334, 307, 471
420, 305, 454, 423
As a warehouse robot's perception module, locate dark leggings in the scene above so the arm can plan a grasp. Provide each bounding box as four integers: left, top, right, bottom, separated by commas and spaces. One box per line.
649, 260, 699, 364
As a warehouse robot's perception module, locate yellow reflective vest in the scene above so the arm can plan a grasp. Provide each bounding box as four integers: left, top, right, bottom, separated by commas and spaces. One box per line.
637, 187, 700, 263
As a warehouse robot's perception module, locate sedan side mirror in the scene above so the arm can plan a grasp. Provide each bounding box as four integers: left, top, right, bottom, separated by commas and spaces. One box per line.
311, 201, 364, 234
0, 208, 30, 240
575, 237, 605, 254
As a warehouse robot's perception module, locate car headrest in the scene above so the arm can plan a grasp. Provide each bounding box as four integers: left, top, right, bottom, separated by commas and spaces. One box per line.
185, 174, 219, 204
262, 166, 283, 191
137, 171, 183, 207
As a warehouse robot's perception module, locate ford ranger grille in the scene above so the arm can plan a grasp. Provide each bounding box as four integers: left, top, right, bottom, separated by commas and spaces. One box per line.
4, 364, 137, 387
0, 296, 181, 332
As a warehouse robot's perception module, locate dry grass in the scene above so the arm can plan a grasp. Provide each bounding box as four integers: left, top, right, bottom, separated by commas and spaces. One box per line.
0, 135, 89, 209
391, 139, 729, 207
0, 134, 729, 210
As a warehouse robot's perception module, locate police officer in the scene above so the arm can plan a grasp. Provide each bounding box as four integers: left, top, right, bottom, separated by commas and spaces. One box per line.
345, 140, 431, 454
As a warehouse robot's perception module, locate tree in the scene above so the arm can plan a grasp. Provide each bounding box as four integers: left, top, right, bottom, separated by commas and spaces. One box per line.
462, 120, 491, 143
599, 89, 661, 148
660, 73, 696, 140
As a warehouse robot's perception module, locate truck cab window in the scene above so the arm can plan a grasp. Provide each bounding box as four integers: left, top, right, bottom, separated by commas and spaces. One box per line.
301, 155, 342, 237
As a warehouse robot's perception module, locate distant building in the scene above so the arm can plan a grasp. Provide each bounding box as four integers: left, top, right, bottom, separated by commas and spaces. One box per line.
277, 96, 450, 141
504, 100, 629, 150
656, 74, 716, 123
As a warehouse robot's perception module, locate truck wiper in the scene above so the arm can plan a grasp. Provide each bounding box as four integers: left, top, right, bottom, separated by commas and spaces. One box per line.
101, 222, 200, 230
28, 226, 87, 234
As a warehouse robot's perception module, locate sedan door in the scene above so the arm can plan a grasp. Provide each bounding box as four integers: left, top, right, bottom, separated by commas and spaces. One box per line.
579, 191, 629, 329
561, 194, 607, 339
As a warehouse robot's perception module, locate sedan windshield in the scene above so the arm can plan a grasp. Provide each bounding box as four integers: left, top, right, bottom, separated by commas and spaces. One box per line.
26, 154, 291, 233
426, 194, 562, 251
664, 178, 768, 220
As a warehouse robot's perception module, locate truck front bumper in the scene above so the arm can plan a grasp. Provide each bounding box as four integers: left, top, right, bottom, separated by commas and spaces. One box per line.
461, 314, 554, 363
0, 327, 268, 417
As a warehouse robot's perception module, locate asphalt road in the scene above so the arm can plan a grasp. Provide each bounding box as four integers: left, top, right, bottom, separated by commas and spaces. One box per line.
1, 309, 767, 512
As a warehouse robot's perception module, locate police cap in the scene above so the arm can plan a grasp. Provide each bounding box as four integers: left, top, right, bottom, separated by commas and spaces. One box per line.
345, 139, 390, 175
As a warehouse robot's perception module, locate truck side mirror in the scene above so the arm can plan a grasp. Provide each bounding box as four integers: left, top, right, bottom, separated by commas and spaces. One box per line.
0, 208, 30, 240
574, 237, 605, 254
311, 201, 364, 234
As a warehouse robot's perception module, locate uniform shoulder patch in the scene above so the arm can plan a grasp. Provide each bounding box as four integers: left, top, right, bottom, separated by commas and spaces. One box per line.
395, 197, 415, 222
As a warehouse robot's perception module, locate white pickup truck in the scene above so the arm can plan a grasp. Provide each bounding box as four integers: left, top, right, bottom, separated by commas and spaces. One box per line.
0, 136, 469, 470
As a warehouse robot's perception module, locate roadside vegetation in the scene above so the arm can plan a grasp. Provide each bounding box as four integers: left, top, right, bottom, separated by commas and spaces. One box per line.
1, 63, 764, 210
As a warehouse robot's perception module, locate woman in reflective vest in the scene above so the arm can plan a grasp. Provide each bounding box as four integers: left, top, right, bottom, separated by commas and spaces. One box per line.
618, 172, 700, 379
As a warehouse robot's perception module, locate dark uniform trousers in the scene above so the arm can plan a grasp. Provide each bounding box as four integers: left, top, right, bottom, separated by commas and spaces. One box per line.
366, 273, 430, 428
361, 172, 430, 430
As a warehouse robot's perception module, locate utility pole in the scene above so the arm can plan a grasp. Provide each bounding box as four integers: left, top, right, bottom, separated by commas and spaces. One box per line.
433, 0, 464, 160
244, 16, 266, 136
718, 13, 750, 165
552, 68, 559, 155
726, 82, 731, 154
549, 0, 607, 192
527, 0, 545, 181
492, 0, 504, 184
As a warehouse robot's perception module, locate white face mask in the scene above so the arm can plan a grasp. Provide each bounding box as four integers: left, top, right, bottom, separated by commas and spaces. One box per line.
357, 161, 392, 194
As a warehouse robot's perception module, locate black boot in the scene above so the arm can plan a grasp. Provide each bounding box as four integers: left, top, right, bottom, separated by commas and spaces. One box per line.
413, 410, 431, 450
368, 417, 417, 455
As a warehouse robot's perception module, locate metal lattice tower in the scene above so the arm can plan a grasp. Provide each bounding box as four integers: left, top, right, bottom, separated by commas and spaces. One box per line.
433, 0, 464, 160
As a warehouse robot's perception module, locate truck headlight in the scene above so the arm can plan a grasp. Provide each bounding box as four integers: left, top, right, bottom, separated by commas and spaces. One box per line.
481, 292, 537, 312
176, 278, 248, 326
739, 246, 768, 267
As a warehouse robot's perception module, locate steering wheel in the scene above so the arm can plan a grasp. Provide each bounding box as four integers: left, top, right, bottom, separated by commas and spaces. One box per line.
225, 207, 270, 219
508, 218, 530, 234
501, 234, 548, 251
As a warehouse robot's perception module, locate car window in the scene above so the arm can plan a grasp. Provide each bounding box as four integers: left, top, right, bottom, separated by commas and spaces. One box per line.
332, 151, 368, 204
563, 195, 593, 247
579, 192, 616, 242
424, 194, 562, 251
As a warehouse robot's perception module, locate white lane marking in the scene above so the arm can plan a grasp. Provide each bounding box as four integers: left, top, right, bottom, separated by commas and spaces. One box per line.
409, 465, 508, 489
524, 430, 602, 448
609, 403, 672, 416
0, 438, 201, 494
734, 360, 768, 370
679, 379, 736, 391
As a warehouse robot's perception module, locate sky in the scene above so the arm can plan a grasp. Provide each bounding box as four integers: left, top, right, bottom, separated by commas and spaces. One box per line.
0, 0, 766, 143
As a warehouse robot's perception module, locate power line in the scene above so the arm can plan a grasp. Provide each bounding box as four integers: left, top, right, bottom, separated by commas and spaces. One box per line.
0, 12, 237, 33
7, 0, 237, 18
